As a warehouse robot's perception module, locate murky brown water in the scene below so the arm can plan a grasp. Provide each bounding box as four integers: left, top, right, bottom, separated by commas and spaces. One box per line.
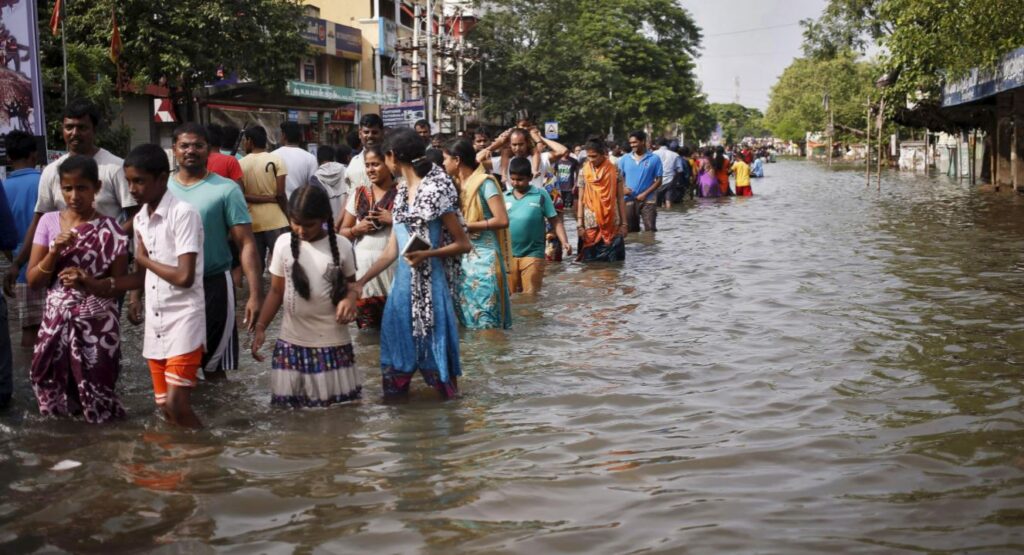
2, 159, 1024, 554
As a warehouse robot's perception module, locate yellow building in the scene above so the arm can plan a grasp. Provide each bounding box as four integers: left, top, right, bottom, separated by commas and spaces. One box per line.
201, 1, 443, 147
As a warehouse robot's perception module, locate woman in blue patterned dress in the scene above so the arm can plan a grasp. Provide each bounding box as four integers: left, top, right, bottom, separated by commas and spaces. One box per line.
354, 129, 471, 399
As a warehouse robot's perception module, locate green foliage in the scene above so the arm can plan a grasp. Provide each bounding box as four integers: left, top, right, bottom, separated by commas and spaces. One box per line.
708, 103, 767, 144
800, 0, 1024, 127
764, 54, 878, 142
677, 95, 715, 145
470, 0, 703, 143
800, 0, 888, 60
878, 0, 1024, 105
37, 0, 309, 153
37, 38, 127, 154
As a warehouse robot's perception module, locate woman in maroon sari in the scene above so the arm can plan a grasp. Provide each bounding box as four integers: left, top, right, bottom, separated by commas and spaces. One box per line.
25, 155, 129, 423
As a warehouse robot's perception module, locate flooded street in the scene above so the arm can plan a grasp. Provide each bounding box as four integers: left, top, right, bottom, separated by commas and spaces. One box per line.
2, 159, 1023, 553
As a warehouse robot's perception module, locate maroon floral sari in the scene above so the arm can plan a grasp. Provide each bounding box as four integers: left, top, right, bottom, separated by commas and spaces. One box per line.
31, 216, 128, 423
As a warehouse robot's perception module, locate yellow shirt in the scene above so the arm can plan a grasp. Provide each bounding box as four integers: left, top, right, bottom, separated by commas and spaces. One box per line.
732, 160, 750, 187
240, 151, 289, 232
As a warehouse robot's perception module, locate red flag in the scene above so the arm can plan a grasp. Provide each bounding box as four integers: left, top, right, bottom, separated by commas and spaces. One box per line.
49, 0, 62, 36
109, 8, 122, 63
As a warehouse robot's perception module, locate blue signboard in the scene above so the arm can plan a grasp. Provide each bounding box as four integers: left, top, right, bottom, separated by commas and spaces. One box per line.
302, 16, 327, 48
942, 46, 1024, 107
381, 99, 427, 129
336, 24, 361, 58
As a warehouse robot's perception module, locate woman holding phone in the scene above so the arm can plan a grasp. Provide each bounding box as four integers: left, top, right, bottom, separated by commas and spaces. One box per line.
353, 129, 471, 400
339, 145, 397, 329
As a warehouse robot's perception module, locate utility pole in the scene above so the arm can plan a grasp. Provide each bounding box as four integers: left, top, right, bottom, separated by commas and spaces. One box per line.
426, 0, 435, 130
866, 97, 871, 186
411, 2, 420, 100
876, 98, 885, 190
734, 75, 740, 104
824, 93, 832, 167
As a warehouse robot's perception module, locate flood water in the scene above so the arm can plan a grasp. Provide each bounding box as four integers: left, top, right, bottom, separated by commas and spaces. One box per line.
2, 159, 1024, 554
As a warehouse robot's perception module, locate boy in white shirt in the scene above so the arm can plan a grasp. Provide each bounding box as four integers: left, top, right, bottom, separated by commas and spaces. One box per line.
112, 144, 206, 427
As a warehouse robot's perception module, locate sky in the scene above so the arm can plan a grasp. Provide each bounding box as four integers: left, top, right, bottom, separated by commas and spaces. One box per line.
678, 0, 827, 111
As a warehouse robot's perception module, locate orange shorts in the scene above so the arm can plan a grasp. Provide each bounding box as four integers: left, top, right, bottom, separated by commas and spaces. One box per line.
147, 347, 203, 405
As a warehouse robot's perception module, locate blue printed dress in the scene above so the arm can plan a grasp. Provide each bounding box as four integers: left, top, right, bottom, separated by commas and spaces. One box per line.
380, 220, 462, 397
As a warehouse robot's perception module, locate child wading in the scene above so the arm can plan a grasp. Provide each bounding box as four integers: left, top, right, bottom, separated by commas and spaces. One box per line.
108, 144, 205, 427
26, 155, 129, 423
252, 185, 362, 407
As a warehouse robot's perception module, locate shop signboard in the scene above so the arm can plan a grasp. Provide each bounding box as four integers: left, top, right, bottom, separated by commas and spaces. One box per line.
942, 46, 1024, 107
0, 0, 45, 139
287, 80, 398, 105
383, 76, 401, 101
332, 104, 356, 124
381, 99, 426, 129
379, 18, 397, 58
336, 23, 361, 58
302, 17, 327, 48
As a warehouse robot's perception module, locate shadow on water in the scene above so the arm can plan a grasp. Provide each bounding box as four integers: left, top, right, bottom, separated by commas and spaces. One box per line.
1, 160, 1023, 553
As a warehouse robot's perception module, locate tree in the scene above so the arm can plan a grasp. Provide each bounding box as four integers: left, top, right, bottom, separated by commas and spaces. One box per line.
764, 54, 878, 143
800, 0, 1024, 129
470, 0, 703, 143
800, 0, 888, 60
677, 94, 715, 146
38, 0, 310, 151
708, 103, 767, 144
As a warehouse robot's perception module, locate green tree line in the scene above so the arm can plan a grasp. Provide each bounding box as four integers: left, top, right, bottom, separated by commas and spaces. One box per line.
773, 0, 1024, 136
469, 0, 709, 144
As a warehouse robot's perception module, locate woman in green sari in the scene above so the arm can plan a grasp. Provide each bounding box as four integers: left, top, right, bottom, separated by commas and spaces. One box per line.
442, 139, 512, 330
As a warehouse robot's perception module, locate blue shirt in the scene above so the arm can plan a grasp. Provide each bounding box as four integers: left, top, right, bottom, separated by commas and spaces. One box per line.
2, 168, 40, 282
618, 151, 662, 202
505, 186, 557, 259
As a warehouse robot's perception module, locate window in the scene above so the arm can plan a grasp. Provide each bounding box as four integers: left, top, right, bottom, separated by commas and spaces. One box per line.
303, 5, 320, 18
399, 1, 414, 28
301, 57, 317, 82
381, 0, 396, 22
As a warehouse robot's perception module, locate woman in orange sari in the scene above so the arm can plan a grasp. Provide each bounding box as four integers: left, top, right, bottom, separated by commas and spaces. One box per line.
713, 146, 732, 196
576, 138, 627, 262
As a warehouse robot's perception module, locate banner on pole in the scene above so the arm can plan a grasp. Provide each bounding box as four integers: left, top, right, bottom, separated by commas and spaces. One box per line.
0, 0, 46, 141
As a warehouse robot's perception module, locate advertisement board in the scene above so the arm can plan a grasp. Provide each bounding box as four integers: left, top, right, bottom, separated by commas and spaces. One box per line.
381, 99, 426, 129
0, 0, 45, 139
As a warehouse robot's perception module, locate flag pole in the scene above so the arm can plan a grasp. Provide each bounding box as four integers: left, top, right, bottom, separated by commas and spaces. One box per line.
61, 0, 67, 106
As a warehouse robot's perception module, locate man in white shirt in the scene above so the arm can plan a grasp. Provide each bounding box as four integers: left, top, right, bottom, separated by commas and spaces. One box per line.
275, 122, 318, 199
11, 99, 138, 283
653, 137, 683, 208
339, 113, 383, 229
477, 123, 568, 190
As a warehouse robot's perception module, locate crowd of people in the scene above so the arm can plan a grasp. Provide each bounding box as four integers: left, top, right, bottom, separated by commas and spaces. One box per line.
0, 99, 766, 428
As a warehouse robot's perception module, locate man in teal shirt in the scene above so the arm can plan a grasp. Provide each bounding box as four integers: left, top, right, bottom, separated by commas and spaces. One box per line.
504, 157, 571, 293
168, 122, 263, 380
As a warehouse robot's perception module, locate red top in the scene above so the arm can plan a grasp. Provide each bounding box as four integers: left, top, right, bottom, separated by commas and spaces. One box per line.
207, 151, 243, 182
